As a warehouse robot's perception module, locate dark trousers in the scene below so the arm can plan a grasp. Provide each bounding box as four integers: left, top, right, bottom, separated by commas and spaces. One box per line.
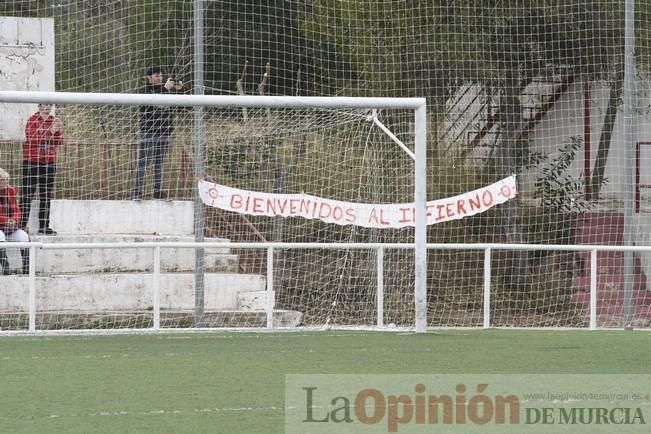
21, 161, 56, 229
132, 135, 170, 199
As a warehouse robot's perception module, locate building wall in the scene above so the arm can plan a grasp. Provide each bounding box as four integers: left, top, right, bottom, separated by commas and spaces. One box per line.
0, 16, 55, 141
445, 79, 651, 281
442, 79, 651, 212
523, 80, 651, 210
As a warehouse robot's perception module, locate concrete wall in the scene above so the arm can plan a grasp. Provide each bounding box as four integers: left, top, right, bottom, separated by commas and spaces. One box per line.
44, 199, 196, 235
443, 79, 651, 210
522, 80, 651, 207
0, 273, 266, 311
4, 235, 237, 274
0, 16, 55, 141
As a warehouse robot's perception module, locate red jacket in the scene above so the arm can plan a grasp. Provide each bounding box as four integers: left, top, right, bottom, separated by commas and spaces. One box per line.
0, 186, 22, 228
24, 112, 64, 164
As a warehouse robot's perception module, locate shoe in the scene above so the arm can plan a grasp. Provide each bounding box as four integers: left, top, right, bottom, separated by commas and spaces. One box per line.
131, 197, 142, 201
0, 250, 9, 275
38, 227, 57, 236
21, 249, 29, 275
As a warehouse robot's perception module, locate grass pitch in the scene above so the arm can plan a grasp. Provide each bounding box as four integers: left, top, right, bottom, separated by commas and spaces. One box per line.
0, 330, 649, 433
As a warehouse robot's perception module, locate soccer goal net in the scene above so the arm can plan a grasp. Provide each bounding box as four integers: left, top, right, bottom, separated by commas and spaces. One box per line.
0, 91, 432, 331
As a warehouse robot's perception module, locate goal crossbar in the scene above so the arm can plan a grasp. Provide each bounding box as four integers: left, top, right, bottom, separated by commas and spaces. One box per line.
0, 91, 426, 110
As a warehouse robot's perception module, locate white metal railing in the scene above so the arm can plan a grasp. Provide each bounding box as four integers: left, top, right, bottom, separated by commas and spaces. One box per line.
2, 242, 650, 332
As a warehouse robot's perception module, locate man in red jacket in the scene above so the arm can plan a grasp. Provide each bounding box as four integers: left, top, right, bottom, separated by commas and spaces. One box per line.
21, 103, 63, 235
0, 168, 30, 275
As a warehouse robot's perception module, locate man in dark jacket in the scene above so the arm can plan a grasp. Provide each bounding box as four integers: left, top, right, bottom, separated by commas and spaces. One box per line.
132, 66, 183, 200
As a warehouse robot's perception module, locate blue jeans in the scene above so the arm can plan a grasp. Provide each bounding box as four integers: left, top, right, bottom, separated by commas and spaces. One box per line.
132, 135, 170, 199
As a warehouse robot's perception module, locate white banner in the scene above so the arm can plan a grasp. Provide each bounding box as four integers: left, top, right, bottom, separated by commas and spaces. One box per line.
198, 176, 517, 229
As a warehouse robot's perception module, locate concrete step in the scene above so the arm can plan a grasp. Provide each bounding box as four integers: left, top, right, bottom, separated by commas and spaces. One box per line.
0, 272, 266, 311
0, 310, 303, 329
237, 290, 274, 311
4, 234, 237, 273
29, 199, 195, 235
27, 233, 231, 248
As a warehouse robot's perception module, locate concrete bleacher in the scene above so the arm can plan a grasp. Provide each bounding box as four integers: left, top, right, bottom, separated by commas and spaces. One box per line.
1, 200, 302, 327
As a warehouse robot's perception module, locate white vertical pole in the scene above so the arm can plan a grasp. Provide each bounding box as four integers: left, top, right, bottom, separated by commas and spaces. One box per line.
483, 247, 491, 329
28, 245, 36, 332
622, 0, 636, 330
376, 246, 384, 327
414, 104, 428, 333
589, 248, 598, 330
193, 0, 206, 327
266, 247, 274, 328
153, 246, 161, 330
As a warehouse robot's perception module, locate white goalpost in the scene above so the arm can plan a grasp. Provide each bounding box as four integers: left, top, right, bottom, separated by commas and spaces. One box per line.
0, 90, 429, 333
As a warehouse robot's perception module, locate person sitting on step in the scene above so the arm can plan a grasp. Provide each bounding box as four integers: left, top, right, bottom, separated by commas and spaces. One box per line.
0, 168, 30, 275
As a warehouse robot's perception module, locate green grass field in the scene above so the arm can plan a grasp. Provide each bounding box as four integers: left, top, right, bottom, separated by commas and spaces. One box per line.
0, 330, 649, 433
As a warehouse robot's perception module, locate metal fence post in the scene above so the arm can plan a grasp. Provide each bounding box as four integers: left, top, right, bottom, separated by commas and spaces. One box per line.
590, 248, 598, 330
483, 247, 491, 329
28, 244, 37, 332
153, 245, 161, 330
266, 247, 274, 328
376, 246, 384, 327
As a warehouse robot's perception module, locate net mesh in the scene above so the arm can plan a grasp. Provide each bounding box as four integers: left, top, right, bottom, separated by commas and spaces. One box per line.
1, 1, 650, 330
